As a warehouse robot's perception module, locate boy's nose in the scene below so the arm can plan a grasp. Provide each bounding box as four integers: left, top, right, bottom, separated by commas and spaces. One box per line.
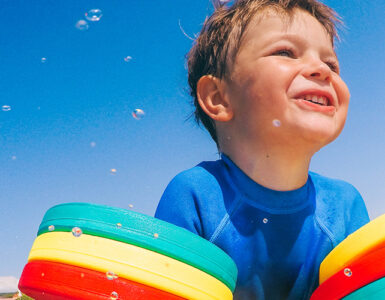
302, 59, 332, 82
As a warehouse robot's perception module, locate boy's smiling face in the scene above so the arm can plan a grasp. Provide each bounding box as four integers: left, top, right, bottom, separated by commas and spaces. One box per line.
222, 8, 350, 151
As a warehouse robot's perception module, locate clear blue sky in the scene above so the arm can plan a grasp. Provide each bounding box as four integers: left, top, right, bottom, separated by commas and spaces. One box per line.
0, 0, 384, 280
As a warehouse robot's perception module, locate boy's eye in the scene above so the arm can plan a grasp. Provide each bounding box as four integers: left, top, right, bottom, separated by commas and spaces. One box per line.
325, 61, 339, 73
272, 49, 294, 58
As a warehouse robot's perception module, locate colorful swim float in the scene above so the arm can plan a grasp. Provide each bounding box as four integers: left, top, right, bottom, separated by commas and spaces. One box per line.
19, 202, 238, 300
311, 214, 385, 300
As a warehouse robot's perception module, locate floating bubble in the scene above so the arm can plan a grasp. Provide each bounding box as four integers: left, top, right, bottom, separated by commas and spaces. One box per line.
153, 233, 159, 239
110, 168, 117, 175
41, 57, 47, 63
2, 105, 11, 112
124, 56, 132, 62
272, 119, 281, 127
80, 273, 85, 278
106, 271, 118, 280
90, 141, 96, 148
128, 204, 134, 209
72, 227, 83, 237
85, 9, 103, 22
75, 20, 89, 31
263, 218, 268, 224
132, 109, 145, 120
344, 268, 352, 277
48, 225, 55, 232
11, 156, 17, 160
110, 291, 119, 300
116, 223, 122, 229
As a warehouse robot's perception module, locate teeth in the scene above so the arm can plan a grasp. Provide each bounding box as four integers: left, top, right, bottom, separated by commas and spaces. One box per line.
303, 94, 328, 106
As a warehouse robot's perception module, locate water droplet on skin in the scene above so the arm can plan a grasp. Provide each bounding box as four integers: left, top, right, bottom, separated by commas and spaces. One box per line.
106, 271, 118, 280
72, 227, 83, 237
344, 268, 352, 277
124, 56, 132, 62
272, 119, 281, 127
132, 109, 145, 120
2, 105, 11, 112
110, 168, 117, 175
110, 291, 119, 300
48, 225, 55, 231
263, 218, 268, 224
85, 9, 103, 22
153, 233, 159, 238
75, 20, 89, 31
116, 223, 122, 229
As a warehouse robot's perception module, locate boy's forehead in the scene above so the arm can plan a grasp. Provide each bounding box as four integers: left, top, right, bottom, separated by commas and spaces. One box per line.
241, 8, 335, 53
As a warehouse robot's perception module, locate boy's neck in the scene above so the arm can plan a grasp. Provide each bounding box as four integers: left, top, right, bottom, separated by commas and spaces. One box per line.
221, 145, 312, 191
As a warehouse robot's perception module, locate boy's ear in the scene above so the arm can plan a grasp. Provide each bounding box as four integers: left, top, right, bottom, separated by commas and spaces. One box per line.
196, 75, 233, 122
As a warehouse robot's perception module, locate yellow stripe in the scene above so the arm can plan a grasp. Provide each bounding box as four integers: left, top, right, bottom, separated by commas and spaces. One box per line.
320, 214, 385, 284
28, 232, 233, 300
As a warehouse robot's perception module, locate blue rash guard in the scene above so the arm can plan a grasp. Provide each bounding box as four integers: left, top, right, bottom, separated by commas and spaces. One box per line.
155, 154, 369, 300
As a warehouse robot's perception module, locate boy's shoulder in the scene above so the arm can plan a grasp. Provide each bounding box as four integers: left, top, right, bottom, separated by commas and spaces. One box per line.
309, 171, 369, 246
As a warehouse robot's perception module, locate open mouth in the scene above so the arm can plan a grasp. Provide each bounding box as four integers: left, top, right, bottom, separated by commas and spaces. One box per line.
298, 94, 330, 106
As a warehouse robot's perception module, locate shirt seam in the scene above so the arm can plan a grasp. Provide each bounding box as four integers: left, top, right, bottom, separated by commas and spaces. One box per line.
209, 196, 242, 243
314, 214, 337, 248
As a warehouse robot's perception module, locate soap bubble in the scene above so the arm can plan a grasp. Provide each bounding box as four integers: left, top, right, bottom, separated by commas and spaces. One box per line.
85, 9, 103, 22
128, 204, 134, 209
110, 292, 119, 300
110, 168, 117, 175
2, 105, 11, 112
272, 119, 281, 127
41, 57, 47, 63
90, 141, 96, 148
72, 227, 83, 237
132, 109, 145, 120
153, 233, 159, 239
106, 271, 118, 280
11, 156, 17, 160
75, 20, 89, 31
48, 225, 55, 231
124, 56, 132, 62
116, 223, 122, 229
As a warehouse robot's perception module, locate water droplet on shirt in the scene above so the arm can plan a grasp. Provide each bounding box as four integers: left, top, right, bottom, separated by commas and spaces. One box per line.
263, 218, 268, 224
110, 291, 119, 299
75, 20, 89, 31
72, 227, 83, 237
106, 271, 118, 280
272, 119, 281, 127
2, 105, 11, 111
85, 9, 103, 22
48, 225, 55, 231
344, 268, 352, 277
132, 109, 145, 120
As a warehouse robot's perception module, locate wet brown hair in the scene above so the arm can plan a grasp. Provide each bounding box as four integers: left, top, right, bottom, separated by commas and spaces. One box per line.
187, 0, 341, 146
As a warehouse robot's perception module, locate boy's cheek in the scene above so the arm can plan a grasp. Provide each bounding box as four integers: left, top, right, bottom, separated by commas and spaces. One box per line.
334, 76, 350, 108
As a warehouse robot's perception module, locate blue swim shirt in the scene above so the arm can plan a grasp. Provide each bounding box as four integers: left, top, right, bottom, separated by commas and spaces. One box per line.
155, 154, 369, 300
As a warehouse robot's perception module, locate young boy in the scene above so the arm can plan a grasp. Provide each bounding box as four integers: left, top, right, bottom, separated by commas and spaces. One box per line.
155, 0, 369, 299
